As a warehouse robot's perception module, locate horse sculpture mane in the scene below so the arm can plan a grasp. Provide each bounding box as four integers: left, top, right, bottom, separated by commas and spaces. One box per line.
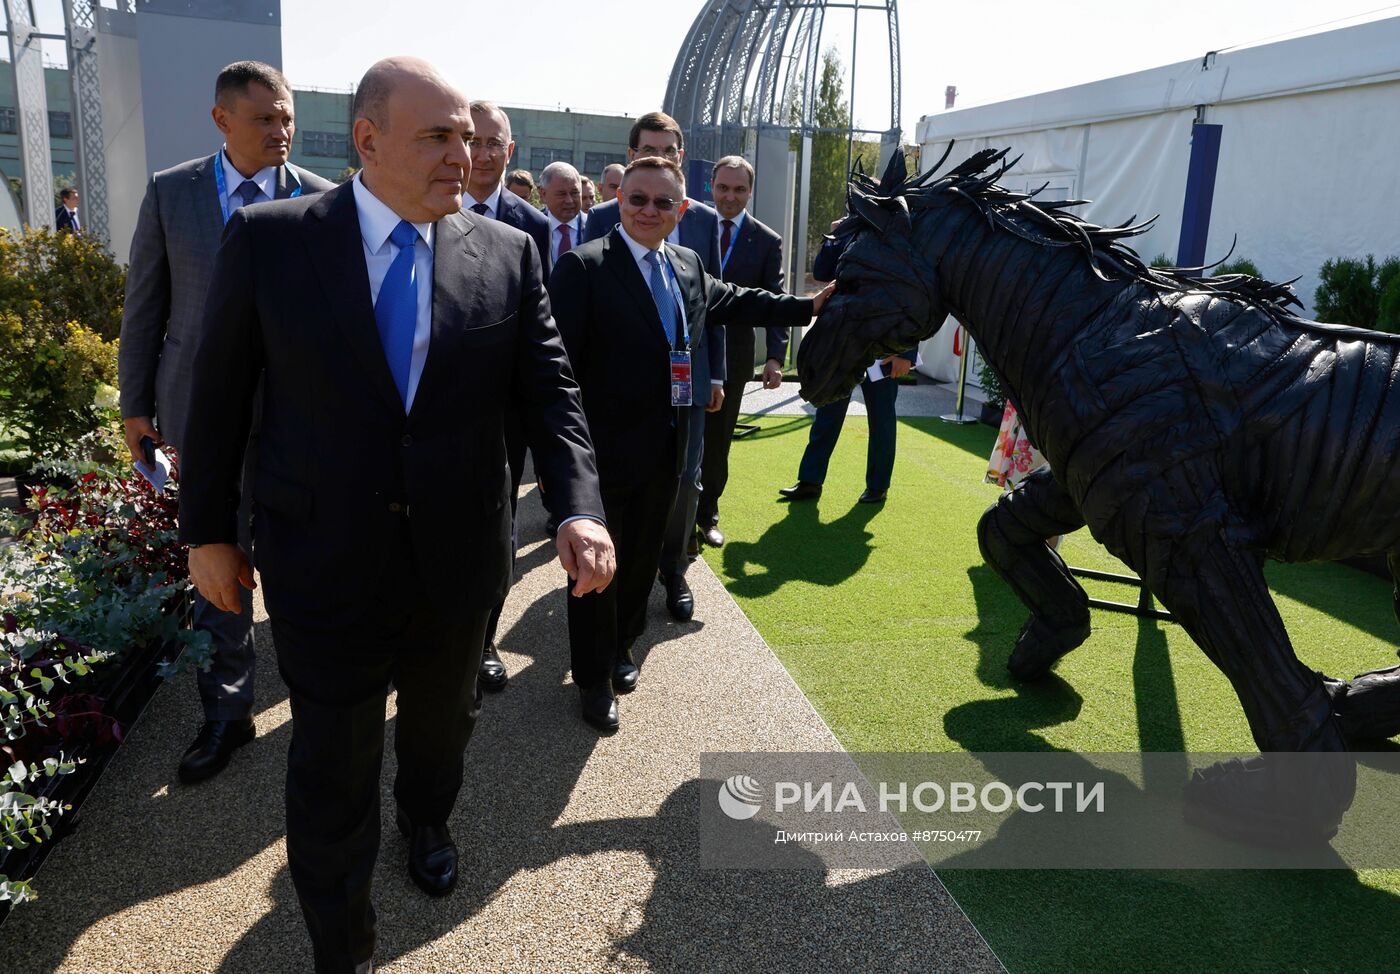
800, 144, 1400, 843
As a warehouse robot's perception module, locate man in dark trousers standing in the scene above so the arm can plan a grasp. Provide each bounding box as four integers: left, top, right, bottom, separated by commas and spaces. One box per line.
551, 156, 827, 734
580, 112, 724, 623
117, 61, 334, 785
464, 98, 552, 693
780, 208, 917, 505
696, 156, 789, 546
178, 57, 614, 973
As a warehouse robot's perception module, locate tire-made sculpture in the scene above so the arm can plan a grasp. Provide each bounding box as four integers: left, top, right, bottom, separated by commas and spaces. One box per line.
799, 147, 1400, 842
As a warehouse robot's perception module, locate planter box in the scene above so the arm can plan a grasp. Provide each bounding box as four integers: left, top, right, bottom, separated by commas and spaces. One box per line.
979, 400, 1005, 427
0, 600, 189, 921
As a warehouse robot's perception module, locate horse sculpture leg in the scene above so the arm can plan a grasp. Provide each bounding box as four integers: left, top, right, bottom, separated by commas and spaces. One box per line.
1135, 529, 1356, 840
1320, 549, 1400, 741
977, 467, 1090, 681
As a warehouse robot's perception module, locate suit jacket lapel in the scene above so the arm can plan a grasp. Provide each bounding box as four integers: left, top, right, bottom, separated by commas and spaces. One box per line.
603, 228, 667, 346
275, 164, 295, 200
192, 154, 226, 253
304, 183, 404, 414
413, 210, 477, 418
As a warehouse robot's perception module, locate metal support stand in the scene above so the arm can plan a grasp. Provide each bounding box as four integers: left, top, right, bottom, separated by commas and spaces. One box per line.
1069, 565, 1175, 622
939, 325, 977, 424
733, 422, 760, 440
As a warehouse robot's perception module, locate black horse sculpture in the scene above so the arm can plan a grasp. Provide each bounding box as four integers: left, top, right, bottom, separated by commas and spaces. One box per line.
799, 148, 1400, 839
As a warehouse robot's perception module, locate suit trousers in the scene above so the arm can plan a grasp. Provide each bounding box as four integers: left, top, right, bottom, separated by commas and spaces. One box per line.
192, 435, 257, 720
658, 403, 707, 578
567, 430, 680, 689
697, 370, 751, 528
272, 526, 488, 974
797, 375, 900, 491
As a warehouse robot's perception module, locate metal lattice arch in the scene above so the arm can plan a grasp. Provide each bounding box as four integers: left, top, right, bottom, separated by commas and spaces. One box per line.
663, 0, 901, 286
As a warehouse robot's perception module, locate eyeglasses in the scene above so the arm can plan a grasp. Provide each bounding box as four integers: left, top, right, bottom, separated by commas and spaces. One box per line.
624, 192, 679, 211
466, 138, 510, 154
636, 145, 681, 159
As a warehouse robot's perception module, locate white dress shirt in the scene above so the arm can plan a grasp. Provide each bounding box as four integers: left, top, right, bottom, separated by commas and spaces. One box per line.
221, 149, 277, 210
464, 184, 504, 220
64, 206, 80, 231
547, 211, 586, 264
352, 172, 435, 411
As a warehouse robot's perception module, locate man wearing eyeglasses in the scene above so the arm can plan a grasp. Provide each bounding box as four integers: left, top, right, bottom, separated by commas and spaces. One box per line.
464, 100, 554, 695
552, 156, 831, 733
581, 111, 725, 626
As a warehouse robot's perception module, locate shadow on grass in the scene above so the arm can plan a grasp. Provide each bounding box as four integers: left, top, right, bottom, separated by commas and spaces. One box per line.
941, 549, 1400, 973
720, 497, 882, 599
730, 414, 813, 443
902, 416, 999, 463
1267, 559, 1400, 655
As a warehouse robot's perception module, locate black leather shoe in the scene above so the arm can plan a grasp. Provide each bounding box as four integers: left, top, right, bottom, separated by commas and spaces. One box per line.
858, 488, 888, 504
579, 684, 619, 733
778, 481, 822, 501
663, 573, 694, 621
178, 717, 255, 784
700, 525, 725, 547
395, 808, 458, 897
612, 658, 639, 694
478, 642, 508, 693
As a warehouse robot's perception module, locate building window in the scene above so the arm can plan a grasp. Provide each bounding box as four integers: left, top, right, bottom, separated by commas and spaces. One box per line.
301, 131, 348, 158
583, 152, 626, 177
0, 107, 15, 135
530, 146, 573, 171
48, 111, 72, 138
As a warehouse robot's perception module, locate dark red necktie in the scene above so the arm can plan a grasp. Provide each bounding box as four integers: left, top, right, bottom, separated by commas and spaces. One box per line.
721, 219, 734, 258
558, 223, 572, 256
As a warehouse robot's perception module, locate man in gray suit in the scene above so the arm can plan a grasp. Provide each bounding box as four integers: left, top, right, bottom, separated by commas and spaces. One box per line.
117, 60, 334, 785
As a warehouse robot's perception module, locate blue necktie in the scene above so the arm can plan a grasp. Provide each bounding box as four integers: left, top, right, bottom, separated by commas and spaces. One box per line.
375, 220, 419, 407
236, 179, 261, 207
643, 250, 679, 348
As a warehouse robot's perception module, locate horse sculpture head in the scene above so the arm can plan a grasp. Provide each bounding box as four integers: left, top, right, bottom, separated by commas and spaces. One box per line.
797, 150, 954, 406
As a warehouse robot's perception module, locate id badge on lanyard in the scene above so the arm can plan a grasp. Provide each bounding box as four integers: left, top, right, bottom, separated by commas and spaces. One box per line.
670, 350, 692, 407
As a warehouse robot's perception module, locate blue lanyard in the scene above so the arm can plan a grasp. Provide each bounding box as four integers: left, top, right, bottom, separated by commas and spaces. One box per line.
213, 151, 302, 225
656, 249, 689, 351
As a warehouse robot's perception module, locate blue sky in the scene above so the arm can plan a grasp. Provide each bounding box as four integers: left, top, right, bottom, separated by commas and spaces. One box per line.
278, 1, 1398, 138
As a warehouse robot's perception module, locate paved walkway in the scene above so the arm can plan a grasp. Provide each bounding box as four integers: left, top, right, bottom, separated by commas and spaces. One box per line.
0, 441, 1001, 972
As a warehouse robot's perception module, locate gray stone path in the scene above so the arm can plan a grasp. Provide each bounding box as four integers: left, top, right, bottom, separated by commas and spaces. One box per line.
741, 376, 985, 419
0, 474, 1002, 973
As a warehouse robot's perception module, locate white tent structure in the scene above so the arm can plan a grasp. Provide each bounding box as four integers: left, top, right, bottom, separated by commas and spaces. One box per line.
912, 16, 1400, 385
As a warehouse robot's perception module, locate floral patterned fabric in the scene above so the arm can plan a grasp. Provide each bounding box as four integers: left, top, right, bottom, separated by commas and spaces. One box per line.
986, 402, 1047, 488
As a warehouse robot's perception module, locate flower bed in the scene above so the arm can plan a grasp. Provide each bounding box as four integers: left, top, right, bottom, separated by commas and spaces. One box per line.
0, 425, 210, 910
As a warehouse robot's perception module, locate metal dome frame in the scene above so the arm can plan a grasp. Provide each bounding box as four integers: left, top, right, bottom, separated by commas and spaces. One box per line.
663, 0, 902, 287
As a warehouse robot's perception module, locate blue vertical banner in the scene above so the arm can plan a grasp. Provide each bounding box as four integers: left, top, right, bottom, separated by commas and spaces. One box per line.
688, 158, 715, 203
1175, 122, 1223, 268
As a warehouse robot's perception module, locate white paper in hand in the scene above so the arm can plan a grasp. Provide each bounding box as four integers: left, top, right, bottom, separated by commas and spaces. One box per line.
134, 448, 171, 493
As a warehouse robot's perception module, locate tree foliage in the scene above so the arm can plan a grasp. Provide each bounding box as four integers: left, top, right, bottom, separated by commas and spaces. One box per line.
0, 227, 125, 342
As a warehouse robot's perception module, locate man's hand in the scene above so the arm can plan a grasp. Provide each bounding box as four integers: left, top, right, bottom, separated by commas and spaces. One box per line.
810, 280, 837, 316
189, 543, 255, 613
762, 358, 784, 389
882, 354, 914, 379
707, 384, 725, 413
124, 416, 162, 464
557, 518, 616, 597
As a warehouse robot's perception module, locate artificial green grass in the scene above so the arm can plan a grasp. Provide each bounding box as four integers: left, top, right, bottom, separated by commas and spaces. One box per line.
704, 413, 1400, 974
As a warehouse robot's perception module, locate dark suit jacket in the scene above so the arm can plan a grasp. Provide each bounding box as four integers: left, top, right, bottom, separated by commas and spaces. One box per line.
581, 195, 726, 396
720, 212, 789, 376
179, 183, 604, 628
495, 186, 552, 279
55, 206, 80, 235
549, 227, 813, 490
